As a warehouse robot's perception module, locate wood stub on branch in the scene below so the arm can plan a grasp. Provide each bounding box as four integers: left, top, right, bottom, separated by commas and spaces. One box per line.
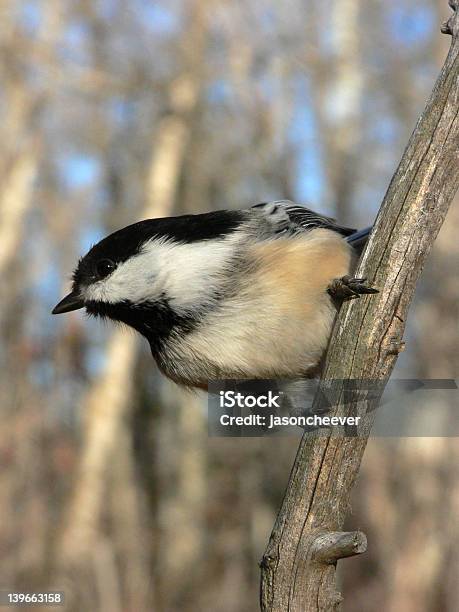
260, 2, 459, 610
260, 531, 367, 612
310, 531, 367, 565
441, 0, 458, 36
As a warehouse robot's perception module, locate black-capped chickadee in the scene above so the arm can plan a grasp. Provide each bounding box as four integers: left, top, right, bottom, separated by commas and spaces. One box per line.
52, 200, 377, 388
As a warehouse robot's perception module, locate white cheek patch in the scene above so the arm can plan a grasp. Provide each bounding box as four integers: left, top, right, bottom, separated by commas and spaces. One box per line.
84, 236, 239, 310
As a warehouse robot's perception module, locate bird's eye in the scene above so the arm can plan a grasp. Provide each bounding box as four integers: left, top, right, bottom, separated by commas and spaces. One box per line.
95, 258, 116, 278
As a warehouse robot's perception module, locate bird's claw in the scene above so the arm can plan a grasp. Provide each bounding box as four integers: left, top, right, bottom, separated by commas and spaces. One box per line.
328, 275, 379, 301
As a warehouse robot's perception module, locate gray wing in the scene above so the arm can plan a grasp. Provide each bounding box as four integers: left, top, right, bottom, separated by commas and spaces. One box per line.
250, 200, 356, 238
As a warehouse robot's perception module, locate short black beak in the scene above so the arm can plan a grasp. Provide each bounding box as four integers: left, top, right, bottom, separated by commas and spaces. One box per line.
52, 291, 85, 314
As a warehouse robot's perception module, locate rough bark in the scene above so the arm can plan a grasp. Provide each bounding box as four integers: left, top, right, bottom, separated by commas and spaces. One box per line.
260, 3, 459, 610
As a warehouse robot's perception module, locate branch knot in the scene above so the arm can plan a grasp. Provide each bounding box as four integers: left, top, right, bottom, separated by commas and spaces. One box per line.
441, 0, 459, 36
311, 531, 367, 565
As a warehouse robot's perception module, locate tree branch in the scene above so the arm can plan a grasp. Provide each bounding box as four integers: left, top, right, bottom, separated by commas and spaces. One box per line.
260, 3, 459, 610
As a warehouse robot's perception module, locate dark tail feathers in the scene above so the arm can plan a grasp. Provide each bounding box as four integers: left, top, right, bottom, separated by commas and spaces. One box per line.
346, 226, 372, 254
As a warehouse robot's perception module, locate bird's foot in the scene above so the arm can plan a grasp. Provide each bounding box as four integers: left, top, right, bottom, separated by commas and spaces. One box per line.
327, 275, 379, 301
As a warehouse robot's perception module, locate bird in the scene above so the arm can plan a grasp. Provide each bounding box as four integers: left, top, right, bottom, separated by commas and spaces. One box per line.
52, 200, 378, 389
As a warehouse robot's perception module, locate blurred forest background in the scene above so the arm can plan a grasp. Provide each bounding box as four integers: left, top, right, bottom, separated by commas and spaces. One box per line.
0, 1, 458, 611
